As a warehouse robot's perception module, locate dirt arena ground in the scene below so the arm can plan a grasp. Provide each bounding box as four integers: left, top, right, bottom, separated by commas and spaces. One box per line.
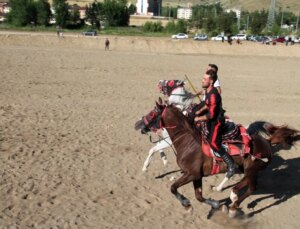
0, 32, 300, 229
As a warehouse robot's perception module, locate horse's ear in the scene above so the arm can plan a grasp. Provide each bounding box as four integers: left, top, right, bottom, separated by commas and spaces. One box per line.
155, 101, 160, 108
158, 97, 163, 105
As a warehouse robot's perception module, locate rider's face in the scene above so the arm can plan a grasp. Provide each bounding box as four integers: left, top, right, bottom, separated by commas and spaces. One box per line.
202, 74, 212, 89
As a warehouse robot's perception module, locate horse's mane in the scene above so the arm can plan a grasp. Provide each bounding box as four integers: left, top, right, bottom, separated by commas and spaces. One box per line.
167, 105, 201, 142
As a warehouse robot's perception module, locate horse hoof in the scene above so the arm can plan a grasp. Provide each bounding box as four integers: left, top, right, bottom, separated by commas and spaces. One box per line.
221, 205, 228, 214
205, 198, 220, 209
211, 186, 222, 192
185, 205, 193, 213
142, 167, 148, 172
229, 209, 237, 218
170, 176, 176, 181
162, 159, 168, 166
230, 191, 238, 202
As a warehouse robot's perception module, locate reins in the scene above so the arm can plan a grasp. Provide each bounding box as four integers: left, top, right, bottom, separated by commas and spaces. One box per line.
147, 132, 177, 156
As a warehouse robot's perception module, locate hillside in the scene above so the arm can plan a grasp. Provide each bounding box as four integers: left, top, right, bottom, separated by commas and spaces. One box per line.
61, 0, 300, 13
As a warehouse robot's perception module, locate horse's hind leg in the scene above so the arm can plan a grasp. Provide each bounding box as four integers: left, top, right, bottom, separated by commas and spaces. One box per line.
229, 175, 257, 218
142, 136, 171, 171
159, 150, 168, 165
142, 147, 156, 172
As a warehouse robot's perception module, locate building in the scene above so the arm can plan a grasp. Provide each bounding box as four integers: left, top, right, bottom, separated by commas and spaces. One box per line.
177, 8, 192, 20
148, 0, 161, 16
136, 0, 149, 15
0, 0, 10, 14
68, 4, 86, 19
226, 8, 241, 19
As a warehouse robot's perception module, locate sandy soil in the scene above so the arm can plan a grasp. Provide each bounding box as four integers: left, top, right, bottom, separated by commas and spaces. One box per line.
0, 32, 300, 229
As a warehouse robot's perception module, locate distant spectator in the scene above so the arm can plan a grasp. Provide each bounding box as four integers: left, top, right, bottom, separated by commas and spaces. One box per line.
222, 36, 224, 43
105, 38, 110, 51
56, 25, 61, 37
285, 38, 289, 46
228, 36, 232, 45
236, 38, 241, 44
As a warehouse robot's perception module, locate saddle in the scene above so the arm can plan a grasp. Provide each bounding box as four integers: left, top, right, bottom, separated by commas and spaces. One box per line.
201, 122, 251, 160
201, 123, 251, 175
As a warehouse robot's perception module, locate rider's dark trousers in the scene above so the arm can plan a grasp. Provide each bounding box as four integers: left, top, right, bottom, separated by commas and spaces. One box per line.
207, 120, 226, 156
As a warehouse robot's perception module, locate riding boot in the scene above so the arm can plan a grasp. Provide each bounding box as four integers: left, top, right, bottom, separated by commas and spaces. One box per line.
221, 153, 236, 178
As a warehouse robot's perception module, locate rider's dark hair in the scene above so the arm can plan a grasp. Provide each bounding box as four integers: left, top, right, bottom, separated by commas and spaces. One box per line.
208, 64, 218, 73
206, 69, 218, 84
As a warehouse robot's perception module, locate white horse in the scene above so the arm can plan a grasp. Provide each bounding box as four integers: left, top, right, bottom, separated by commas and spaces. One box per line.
142, 80, 196, 172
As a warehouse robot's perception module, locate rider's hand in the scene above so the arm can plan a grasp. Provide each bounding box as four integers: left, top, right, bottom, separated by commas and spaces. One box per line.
195, 90, 203, 96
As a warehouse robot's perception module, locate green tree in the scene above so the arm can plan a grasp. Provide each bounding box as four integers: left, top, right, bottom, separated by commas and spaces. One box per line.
103, 0, 130, 26
7, 0, 34, 26
204, 16, 217, 34
53, 0, 69, 27
142, 21, 163, 32
69, 5, 81, 25
217, 12, 236, 34
35, 0, 51, 26
176, 19, 187, 33
86, 2, 104, 29
128, 4, 136, 15
249, 10, 268, 34
165, 20, 176, 33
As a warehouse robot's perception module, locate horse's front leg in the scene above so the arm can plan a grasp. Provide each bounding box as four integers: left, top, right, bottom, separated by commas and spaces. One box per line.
194, 179, 220, 209
170, 173, 195, 208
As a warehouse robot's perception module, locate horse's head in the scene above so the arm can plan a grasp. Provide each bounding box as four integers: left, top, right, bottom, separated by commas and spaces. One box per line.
134, 97, 166, 134
158, 80, 185, 96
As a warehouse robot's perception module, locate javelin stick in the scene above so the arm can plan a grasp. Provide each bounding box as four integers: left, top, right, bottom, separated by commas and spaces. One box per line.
185, 74, 201, 101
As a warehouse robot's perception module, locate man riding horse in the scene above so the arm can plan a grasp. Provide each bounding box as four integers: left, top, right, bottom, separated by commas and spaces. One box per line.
194, 69, 236, 178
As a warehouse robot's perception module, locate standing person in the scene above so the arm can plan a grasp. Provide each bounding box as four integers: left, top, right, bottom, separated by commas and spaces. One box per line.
227, 35, 232, 45
105, 38, 110, 50
56, 25, 60, 37
194, 70, 236, 178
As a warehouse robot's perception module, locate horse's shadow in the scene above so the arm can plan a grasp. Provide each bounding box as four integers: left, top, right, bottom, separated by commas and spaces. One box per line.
155, 155, 300, 218
218, 155, 300, 217
246, 155, 300, 217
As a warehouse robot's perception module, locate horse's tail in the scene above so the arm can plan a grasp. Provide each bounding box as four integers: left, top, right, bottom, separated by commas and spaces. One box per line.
268, 125, 300, 147
246, 121, 271, 136
247, 121, 300, 147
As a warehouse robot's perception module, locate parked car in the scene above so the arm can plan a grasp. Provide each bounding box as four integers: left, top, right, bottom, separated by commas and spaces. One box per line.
193, 34, 208, 41
231, 34, 247, 40
273, 37, 286, 43
82, 30, 97, 36
261, 36, 272, 44
293, 37, 300, 43
171, 33, 188, 39
211, 35, 227, 41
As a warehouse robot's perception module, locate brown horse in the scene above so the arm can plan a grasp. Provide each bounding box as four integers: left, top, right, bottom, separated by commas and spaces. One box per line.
134, 98, 300, 217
